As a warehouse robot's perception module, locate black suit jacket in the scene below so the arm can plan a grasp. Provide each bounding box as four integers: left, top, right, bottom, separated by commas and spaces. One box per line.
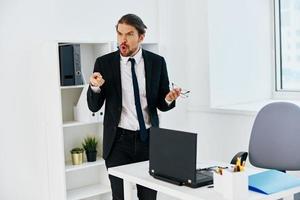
87, 49, 175, 159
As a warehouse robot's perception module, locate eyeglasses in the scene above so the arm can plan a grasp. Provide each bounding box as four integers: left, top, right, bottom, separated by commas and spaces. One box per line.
171, 82, 191, 98
198, 166, 228, 171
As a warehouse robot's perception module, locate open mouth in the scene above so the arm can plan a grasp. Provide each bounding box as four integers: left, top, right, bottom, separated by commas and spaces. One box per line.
120, 43, 128, 51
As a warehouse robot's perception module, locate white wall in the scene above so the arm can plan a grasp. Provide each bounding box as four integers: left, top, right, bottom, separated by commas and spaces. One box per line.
183, 0, 274, 163
185, 0, 210, 108
0, 1, 54, 199
208, 0, 273, 107
157, 0, 190, 130
0, 0, 275, 199
0, 0, 160, 200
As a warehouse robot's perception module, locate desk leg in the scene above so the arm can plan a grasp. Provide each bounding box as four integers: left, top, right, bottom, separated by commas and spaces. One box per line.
123, 180, 134, 200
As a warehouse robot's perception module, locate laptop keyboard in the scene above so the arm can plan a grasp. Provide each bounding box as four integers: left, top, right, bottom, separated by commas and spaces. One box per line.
196, 170, 213, 181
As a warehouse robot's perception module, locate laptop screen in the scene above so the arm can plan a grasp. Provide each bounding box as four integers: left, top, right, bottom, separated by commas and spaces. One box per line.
149, 127, 197, 183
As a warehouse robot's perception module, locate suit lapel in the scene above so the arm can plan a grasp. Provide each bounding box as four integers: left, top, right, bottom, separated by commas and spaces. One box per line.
142, 49, 152, 101
112, 51, 122, 100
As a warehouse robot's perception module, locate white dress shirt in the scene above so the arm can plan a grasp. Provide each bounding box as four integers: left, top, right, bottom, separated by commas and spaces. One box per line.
91, 48, 151, 131
118, 48, 151, 130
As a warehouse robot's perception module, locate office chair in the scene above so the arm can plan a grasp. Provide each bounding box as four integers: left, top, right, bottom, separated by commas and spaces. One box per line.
249, 102, 300, 171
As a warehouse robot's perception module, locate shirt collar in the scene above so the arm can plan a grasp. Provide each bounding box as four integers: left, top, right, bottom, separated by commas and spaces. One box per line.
120, 47, 143, 65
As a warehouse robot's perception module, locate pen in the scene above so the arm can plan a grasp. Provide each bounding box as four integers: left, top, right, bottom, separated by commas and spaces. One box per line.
217, 167, 223, 175
233, 157, 245, 172
234, 157, 241, 172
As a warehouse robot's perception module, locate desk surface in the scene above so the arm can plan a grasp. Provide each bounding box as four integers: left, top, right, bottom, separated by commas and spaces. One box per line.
108, 161, 300, 200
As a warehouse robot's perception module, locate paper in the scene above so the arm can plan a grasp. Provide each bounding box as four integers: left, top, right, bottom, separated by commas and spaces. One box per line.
74, 84, 104, 122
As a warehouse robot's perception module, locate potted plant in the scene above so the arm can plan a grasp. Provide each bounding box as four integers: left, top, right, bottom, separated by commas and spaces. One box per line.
70, 147, 84, 165
82, 136, 98, 162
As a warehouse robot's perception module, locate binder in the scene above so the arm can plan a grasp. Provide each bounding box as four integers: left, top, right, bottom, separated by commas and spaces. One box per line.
72, 44, 83, 85
59, 44, 83, 86
249, 170, 300, 194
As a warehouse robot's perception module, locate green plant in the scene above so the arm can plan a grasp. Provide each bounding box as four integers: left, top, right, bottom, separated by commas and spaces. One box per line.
70, 147, 84, 154
82, 136, 98, 152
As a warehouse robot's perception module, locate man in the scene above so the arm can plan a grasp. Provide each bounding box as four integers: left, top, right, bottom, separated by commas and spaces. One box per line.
87, 14, 181, 200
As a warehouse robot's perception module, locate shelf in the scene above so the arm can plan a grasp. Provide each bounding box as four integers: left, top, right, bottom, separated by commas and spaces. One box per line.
67, 183, 111, 200
63, 121, 102, 128
61, 85, 85, 90
66, 158, 106, 172
59, 42, 113, 200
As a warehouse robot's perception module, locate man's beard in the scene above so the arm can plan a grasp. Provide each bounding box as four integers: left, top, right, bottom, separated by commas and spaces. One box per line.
119, 43, 138, 57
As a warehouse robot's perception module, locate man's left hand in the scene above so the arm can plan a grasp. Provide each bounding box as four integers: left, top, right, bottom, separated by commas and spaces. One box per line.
165, 88, 181, 102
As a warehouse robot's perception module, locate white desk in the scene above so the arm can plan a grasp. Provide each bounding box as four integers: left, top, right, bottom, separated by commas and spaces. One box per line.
108, 161, 300, 200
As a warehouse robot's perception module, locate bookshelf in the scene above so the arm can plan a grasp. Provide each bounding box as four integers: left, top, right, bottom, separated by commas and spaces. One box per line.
58, 41, 159, 200
59, 42, 113, 200
67, 184, 111, 200
65, 158, 106, 173
63, 121, 103, 128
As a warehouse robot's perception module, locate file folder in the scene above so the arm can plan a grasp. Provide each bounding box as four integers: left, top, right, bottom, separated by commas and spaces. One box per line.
249, 170, 300, 194
59, 44, 83, 86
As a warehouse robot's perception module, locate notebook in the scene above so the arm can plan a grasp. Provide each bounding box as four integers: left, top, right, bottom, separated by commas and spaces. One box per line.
249, 170, 300, 194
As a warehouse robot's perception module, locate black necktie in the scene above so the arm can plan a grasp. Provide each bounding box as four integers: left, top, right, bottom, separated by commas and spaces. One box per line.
129, 58, 148, 142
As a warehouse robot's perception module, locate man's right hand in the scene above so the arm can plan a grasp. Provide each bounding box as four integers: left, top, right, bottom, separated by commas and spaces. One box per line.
90, 72, 105, 87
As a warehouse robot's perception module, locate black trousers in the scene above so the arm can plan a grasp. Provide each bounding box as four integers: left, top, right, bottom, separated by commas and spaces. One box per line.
105, 128, 157, 200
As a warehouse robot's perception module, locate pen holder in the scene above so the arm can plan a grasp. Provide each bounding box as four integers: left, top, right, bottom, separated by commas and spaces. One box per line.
214, 170, 248, 200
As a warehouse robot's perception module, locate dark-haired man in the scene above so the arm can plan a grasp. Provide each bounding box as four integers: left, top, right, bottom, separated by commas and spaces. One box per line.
87, 14, 181, 200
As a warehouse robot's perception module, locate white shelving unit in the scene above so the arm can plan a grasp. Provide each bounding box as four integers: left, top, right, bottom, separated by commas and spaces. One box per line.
58, 42, 114, 200
65, 158, 106, 172
63, 121, 103, 128
67, 184, 111, 200
58, 41, 159, 200
61, 85, 85, 90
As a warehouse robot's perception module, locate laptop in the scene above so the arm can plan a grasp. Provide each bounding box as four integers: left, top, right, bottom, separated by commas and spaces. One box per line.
149, 127, 213, 188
